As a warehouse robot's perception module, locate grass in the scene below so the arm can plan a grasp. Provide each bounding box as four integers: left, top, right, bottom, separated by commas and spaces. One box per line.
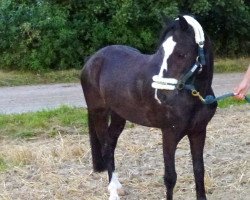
214, 57, 250, 73
0, 105, 248, 199
0, 98, 248, 140
0, 106, 88, 139
217, 97, 249, 108
0, 69, 80, 87
0, 106, 88, 172
0, 157, 8, 171
0, 57, 249, 87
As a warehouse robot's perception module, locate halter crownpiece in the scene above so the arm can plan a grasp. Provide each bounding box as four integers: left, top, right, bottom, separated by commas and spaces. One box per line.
183, 15, 206, 65
182, 15, 205, 45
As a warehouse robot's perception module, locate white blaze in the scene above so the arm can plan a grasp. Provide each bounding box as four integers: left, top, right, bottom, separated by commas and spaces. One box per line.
108, 173, 122, 200
153, 36, 176, 103
158, 36, 176, 77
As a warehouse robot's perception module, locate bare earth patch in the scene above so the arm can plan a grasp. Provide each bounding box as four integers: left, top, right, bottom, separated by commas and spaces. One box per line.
0, 105, 249, 200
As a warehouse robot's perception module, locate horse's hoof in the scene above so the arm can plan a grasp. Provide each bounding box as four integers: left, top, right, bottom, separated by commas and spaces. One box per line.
109, 195, 120, 200
118, 188, 127, 196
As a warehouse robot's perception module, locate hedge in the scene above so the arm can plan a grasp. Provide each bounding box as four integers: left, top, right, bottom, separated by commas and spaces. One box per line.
0, 0, 249, 71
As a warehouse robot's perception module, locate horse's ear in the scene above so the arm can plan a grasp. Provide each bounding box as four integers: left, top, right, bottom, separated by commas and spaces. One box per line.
178, 15, 189, 31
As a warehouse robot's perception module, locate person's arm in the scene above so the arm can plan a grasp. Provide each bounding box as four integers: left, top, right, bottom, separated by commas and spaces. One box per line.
234, 66, 250, 99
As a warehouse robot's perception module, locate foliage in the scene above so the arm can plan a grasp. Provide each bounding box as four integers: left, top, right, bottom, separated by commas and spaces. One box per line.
0, 0, 249, 71
70, 0, 179, 55
0, 0, 81, 71
177, 0, 250, 56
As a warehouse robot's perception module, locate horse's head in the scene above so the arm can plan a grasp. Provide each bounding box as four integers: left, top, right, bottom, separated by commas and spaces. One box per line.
152, 15, 213, 104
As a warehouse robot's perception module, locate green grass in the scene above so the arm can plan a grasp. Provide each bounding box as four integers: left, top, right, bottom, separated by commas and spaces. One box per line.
0, 99, 249, 140
214, 57, 250, 73
0, 106, 88, 139
0, 69, 81, 87
218, 97, 249, 108
0, 157, 8, 172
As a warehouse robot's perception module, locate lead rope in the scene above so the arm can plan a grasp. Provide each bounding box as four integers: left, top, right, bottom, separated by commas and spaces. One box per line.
191, 89, 250, 104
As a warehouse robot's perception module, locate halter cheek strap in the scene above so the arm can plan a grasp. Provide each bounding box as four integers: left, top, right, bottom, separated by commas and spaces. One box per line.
198, 42, 206, 65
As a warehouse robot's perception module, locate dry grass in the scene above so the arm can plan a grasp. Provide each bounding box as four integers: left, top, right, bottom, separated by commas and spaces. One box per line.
0, 69, 80, 87
0, 105, 249, 200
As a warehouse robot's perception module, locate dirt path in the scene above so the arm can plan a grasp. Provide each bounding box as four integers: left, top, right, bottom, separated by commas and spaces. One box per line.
0, 73, 245, 114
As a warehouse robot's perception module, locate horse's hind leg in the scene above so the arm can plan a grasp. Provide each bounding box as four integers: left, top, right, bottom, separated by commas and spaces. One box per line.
104, 111, 126, 200
88, 108, 125, 200
88, 108, 109, 172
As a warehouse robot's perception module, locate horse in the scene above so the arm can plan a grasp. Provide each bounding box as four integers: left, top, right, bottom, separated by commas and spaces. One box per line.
80, 15, 217, 200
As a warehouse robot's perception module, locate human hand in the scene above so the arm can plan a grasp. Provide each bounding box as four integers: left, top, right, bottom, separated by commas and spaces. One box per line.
234, 79, 250, 100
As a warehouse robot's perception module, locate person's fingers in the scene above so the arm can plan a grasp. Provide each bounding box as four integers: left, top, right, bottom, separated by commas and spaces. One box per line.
234, 92, 245, 100
238, 93, 245, 100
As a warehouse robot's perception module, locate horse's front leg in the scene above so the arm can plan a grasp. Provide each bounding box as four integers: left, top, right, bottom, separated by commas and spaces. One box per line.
162, 129, 179, 200
188, 128, 207, 200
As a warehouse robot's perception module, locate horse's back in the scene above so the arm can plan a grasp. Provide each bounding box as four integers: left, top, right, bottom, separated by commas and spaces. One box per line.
81, 45, 153, 87
82, 45, 142, 75
81, 45, 152, 109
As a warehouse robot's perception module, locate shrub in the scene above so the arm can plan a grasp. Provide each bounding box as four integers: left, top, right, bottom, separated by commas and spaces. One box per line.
0, 0, 81, 71
0, 0, 249, 71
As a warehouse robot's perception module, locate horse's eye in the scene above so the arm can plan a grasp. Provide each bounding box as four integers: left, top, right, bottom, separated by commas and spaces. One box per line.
177, 53, 187, 59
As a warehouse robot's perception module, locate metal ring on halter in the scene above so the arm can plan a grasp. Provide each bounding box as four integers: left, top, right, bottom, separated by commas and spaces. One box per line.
191, 90, 205, 102
176, 82, 185, 90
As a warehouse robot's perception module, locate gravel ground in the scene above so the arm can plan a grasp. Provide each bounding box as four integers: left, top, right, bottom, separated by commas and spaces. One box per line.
0, 73, 245, 114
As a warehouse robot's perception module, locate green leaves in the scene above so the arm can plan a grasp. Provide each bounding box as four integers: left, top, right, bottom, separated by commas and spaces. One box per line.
0, 0, 249, 71
0, 1, 81, 71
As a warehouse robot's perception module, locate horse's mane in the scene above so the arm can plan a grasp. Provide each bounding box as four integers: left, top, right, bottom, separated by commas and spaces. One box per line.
157, 19, 177, 48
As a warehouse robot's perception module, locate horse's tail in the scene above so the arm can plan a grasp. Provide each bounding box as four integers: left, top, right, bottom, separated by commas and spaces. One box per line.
87, 111, 107, 172
81, 53, 107, 172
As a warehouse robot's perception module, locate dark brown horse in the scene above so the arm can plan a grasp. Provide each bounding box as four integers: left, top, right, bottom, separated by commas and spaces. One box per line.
81, 15, 217, 200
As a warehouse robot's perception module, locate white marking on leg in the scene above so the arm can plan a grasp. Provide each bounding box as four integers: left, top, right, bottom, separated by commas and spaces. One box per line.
108, 172, 122, 200
152, 36, 176, 103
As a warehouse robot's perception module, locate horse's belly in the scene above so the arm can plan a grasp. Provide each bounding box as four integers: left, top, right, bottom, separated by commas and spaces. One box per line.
110, 103, 164, 128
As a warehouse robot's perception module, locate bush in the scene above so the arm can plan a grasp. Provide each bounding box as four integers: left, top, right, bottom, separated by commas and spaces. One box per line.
177, 0, 250, 56
0, 0, 249, 71
0, 0, 81, 71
